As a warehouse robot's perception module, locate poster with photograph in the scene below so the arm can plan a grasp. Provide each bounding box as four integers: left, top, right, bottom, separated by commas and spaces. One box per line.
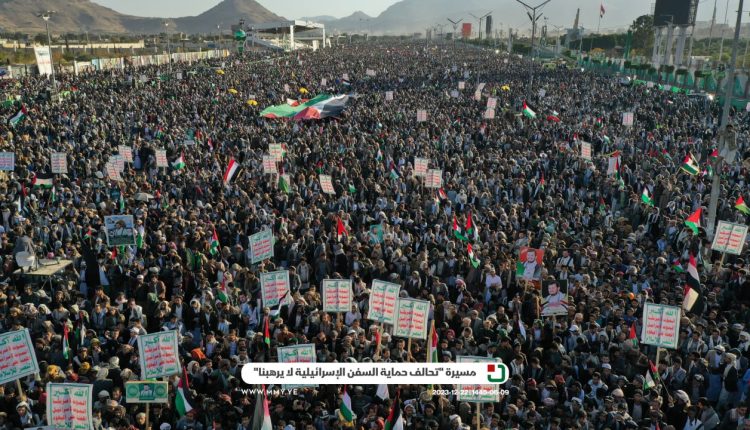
516, 247, 544, 285
541, 279, 569, 316
104, 215, 135, 246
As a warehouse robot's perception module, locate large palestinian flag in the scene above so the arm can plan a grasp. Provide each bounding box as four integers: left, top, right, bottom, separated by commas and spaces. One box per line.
261, 94, 350, 120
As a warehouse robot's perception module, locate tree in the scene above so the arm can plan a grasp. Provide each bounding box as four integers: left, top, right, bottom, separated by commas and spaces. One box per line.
630, 15, 653, 52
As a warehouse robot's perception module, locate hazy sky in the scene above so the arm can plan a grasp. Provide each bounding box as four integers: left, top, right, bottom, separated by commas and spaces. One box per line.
91, 0, 742, 29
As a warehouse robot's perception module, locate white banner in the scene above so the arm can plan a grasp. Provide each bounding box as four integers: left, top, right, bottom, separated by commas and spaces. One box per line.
262, 155, 277, 174
413, 157, 429, 177
581, 142, 592, 161
261, 270, 290, 308
319, 174, 335, 194
136, 330, 181, 379
47, 383, 93, 430
711, 221, 748, 255
416, 110, 427, 122
321, 279, 353, 313
51, 152, 67, 174
367, 280, 400, 324
34, 46, 53, 76
394, 298, 430, 339
0, 329, 39, 386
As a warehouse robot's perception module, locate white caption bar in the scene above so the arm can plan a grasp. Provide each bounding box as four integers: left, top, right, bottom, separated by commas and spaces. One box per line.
241, 362, 509, 385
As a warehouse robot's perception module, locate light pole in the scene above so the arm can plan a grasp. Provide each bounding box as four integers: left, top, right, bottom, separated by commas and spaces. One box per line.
707, 0, 744, 239
514, 0, 552, 61
447, 17, 463, 51
469, 12, 491, 41
216, 24, 221, 55
164, 21, 171, 68
37, 11, 57, 98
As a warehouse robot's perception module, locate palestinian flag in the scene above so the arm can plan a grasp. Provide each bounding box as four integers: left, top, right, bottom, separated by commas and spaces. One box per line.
172, 153, 186, 170
671, 259, 684, 273
438, 188, 447, 200
8, 105, 27, 127
628, 323, 638, 347
466, 211, 478, 241
385, 392, 404, 430
594, 117, 604, 128
735, 196, 750, 215
175, 374, 194, 416
252, 385, 272, 430
522, 102, 536, 119
661, 149, 672, 162
264, 316, 271, 346
641, 187, 653, 206
539, 173, 545, 190
598, 197, 607, 215
339, 385, 354, 424
50, 187, 57, 204
260, 94, 350, 120
32, 173, 54, 188
453, 217, 468, 242
337, 218, 348, 241
680, 153, 699, 175
83, 226, 93, 241
468, 244, 480, 268
223, 158, 239, 185
684, 208, 701, 235
546, 112, 561, 122
709, 148, 719, 164
209, 229, 220, 256
428, 320, 438, 363
217, 278, 229, 304
644, 362, 657, 391
62, 323, 70, 360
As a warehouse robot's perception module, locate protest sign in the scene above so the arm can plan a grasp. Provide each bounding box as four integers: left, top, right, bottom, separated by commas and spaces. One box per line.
262, 155, 278, 174
319, 174, 336, 194
47, 383, 93, 430
486, 97, 497, 109
321, 279, 353, 313
641, 303, 680, 349
249, 229, 274, 264
426, 169, 443, 189
711, 221, 748, 255
118, 145, 133, 163
366, 69, 376, 76
261, 270, 290, 308
51, 152, 67, 174
450, 90, 459, 98
581, 141, 592, 161
125, 381, 169, 403
394, 298, 430, 339
413, 157, 429, 177
457, 356, 501, 402
484, 108, 495, 119
369, 224, 384, 244
278, 344, 317, 389
137, 330, 181, 379
622, 112, 634, 126
416, 109, 427, 122
111, 155, 125, 172
474, 91, 481, 101
367, 280, 400, 324
106, 162, 121, 181
385, 91, 394, 101
269, 144, 284, 161
321, 78, 327, 86
342, 73, 349, 81
0, 152, 14, 171
155, 150, 168, 168
541, 279, 568, 316
607, 156, 620, 175
0, 329, 39, 386
284, 84, 290, 92
104, 215, 135, 246
458, 81, 465, 90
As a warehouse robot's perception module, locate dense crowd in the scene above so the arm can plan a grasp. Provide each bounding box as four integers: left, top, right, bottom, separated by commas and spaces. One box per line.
0, 39, 749, 430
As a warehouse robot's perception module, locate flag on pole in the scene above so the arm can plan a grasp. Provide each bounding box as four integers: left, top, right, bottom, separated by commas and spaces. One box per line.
671, 258, 685, 273
384, 391, 404, 430
78, 318, 86, 347
466, 211, 478, 241
684, 208, 702, 235
264, 316, 271, 346
172, 153, 186, 170
223, 158, 239, 184
217, 278, 230, 304
8, 105, 27, 127
468, 244, 480, 268
209, 229, 220, 256
644, 362, 657, 391
683, 284, 699, 312
252, 385, 273, 430
641, 187, 653, 206
438, 188, 447, 200
337, 217, 348, 241
62, 323, 70, 360
175, 375, 194, 416
680, 153, 700, 175
453, 217, 468, 242
376, 384, 389, 400
339, 385, 354, 425
735, 196, 750, 215
427, 320, 438, 363
628, 323, 638, 347
522, 101, 536, 119
600, 3, 605, 18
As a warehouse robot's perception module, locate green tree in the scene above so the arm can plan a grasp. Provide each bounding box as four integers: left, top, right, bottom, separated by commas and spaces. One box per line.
630, 15, 653, 52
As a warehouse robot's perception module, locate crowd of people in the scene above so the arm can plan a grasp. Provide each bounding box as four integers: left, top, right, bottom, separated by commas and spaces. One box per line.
0, 38, 749, 430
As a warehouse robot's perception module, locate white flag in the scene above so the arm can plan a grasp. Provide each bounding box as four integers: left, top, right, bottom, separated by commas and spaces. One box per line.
376, 384, 389, 400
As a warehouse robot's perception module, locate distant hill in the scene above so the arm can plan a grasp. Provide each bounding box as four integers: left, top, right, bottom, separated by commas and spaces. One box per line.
299, 15, 337, 23
0, 0, 283, 34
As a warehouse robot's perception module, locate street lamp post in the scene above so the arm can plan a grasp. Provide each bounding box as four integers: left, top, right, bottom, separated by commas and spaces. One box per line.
38, 11, 57, 99
164, 21, 172, 68
707, 0, 744, 239
469, 12, 491, 41
514, 0, 552, 61
447, 18, 463, 51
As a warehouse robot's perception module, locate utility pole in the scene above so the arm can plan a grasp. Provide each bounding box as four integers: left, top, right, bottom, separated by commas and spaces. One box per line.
469, 12, 491, 41
514, 0, 552, 61
447, 17, 463, 51
707, 0, 743, 239
718, 0, 731, 63
37, 11, 56, 100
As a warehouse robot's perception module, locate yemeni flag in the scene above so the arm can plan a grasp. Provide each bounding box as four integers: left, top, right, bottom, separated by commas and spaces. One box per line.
468, 244, 480, 268
385, 391, 404, 430
172, 153, 186, 170
223, 158, 239, 185
684, 208, 702, 235
641, 187, 653, 206
671, 258, 685, 273
680, 153, 699, 175
735, 196, 750, 215
175, 373, 194, 416
684, 284, 700, 312
453, 217, 468, 242
336, 218, 348, 241
260, 94, 350, 120
644, 361, 657, 391
628, 323, 638, 347
62, 323, 70, 360
32, 173, 54, 188
466, 211, 478, 241
428, 320, 438, 363
438, 188, 447, 200
8, 105, 27, 127
209, 229, 220, 256
339, 385, 354, 424
252, 385, 272, 430
264, 316, 271, 347
522, 101, 536, 119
